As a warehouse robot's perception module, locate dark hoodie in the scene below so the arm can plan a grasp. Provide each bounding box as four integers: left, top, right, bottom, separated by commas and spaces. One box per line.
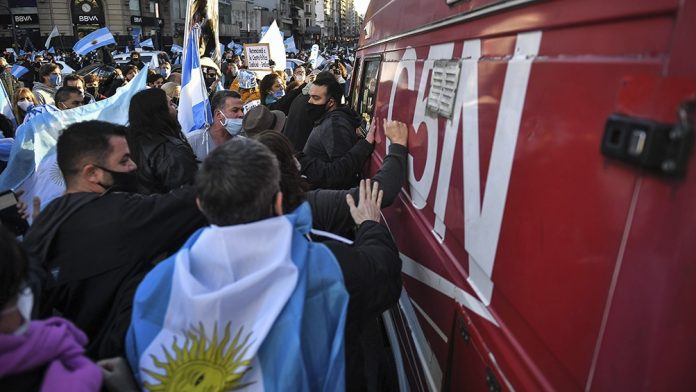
303, 106, 361, 160
23, 188, 207, 359
301, 106, 362, 189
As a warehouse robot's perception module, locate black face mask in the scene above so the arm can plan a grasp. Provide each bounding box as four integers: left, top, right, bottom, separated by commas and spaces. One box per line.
307, 101, 330, 120
204, 76, 217, 88
86, 86, 98, 96
96, 165, 139, 192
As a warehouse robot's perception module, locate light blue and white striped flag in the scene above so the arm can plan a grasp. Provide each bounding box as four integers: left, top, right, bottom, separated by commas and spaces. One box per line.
0, 79, 16, 130
170, 44, 183, 53
140, 38, 154, 49
125, 46, 130, 54
227, 40, 235, 49
284, 36, 298, 54
47, 47, 55, 54
0, 69, 148, 218
178, 27, 212, 133
10, 64, 29, 79
73, 27, 116, 55
126, 202, 348, 391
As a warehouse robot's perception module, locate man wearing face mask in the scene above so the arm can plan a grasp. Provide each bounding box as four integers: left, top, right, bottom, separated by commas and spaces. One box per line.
186, 90, 245, 161
302, 74, 363, 189
32, 63, 62, 105
23, 121, 207, 359
159, 62, 172, 80
63, 74, 96, 104
127, 53, 146, 70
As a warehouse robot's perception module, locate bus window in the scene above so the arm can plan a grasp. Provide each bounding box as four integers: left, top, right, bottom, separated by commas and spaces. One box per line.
349, 58, 362, 110
356, 58, 381, 130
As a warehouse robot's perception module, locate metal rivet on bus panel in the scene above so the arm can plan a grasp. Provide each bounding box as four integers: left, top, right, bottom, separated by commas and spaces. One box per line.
662, 160, 676, 172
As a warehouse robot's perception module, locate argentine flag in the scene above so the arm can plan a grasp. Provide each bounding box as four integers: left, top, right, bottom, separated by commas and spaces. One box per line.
73, 27, 116, 55
178, 27, 212, 133
170, 44, 183, 53
0, 79, 16, 130
284, 36, 298, 54
0, 69, 148, 218
126, 203, 348, 391
140, 38, 154, 49
10, 64, 29, 79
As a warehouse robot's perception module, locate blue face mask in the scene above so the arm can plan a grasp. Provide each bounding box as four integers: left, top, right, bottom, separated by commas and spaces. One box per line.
49, 73, 62, 87
160, 69, 170, 78
220, 112, 243, 136
273, 88, 285, 98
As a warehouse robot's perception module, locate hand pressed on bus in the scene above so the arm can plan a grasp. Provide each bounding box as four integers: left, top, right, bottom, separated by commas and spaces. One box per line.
383, 119, 408, 146
346, 178, 383, 225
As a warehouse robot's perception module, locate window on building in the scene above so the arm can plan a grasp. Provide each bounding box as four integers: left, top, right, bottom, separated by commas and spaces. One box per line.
220, 3, 232, 24
129, 0, 140, 12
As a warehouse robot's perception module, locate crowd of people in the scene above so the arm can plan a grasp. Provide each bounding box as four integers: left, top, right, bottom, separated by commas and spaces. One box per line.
0, 44, 408, 391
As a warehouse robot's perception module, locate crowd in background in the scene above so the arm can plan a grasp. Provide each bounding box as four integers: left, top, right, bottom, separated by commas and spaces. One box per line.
0, 41, 408, 392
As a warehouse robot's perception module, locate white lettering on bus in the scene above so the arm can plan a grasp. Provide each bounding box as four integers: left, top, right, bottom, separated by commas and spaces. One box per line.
388, 31, 542, 306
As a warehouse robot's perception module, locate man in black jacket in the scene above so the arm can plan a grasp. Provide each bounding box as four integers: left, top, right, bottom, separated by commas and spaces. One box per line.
22, 121, 208, 359
303, 74, 364, 189
283, 71, 333, 153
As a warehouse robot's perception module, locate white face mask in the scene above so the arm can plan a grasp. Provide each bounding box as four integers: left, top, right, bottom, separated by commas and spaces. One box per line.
17, 100, 33, 112
1, 286, 33, 335
219, 112, 243, 136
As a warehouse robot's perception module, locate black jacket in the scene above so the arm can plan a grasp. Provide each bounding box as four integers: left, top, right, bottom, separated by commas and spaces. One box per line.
307, 143, 408, 239
283, 88, 323, 153
22, 188, 207, 359
302, 106, 363, 189
127, 131, 199, 195
299, 137, 374, 190
323, 221, 402, 392
304, 106, 361, 161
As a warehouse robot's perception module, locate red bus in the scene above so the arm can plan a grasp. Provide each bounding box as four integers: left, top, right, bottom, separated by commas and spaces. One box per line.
350, 0, 696, 390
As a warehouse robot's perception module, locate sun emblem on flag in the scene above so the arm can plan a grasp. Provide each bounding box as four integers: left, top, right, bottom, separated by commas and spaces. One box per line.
91, 39, 98, 45
143, 322, 254, 392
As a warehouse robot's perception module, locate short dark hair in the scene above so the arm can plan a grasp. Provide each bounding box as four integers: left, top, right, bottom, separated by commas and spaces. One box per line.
63, 73, 85, 87
122, 64, 138, 75
54, 86, 83, 105
147, 73, 165, 85
57, 121, 127, 185
84, 74, 99, 84
0, 225, 28, 310
195, 137, 280, 226
253, 130, 307, 212
210, 90, 241, 113
313, 72, 343, 103
38, 63, 60, 80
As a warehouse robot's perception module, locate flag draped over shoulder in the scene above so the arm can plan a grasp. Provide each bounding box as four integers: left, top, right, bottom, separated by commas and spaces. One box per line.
126, 202, 348, 391
178, 27, 212, 133
0, 69, 148, 217
73, 27, 116, 55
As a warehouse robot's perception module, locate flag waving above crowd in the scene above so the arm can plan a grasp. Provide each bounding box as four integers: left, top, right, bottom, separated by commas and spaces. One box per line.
73, 27, 116, 55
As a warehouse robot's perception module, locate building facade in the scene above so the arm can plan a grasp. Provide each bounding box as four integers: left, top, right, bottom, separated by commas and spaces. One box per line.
0, 0, 358, 51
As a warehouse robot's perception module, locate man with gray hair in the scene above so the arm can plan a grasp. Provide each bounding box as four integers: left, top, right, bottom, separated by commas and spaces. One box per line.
186, 90, 245, 160
127, 137, 402, 391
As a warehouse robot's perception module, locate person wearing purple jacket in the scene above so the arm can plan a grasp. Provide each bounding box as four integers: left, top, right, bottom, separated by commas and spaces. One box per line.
0, 225, 102, 391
